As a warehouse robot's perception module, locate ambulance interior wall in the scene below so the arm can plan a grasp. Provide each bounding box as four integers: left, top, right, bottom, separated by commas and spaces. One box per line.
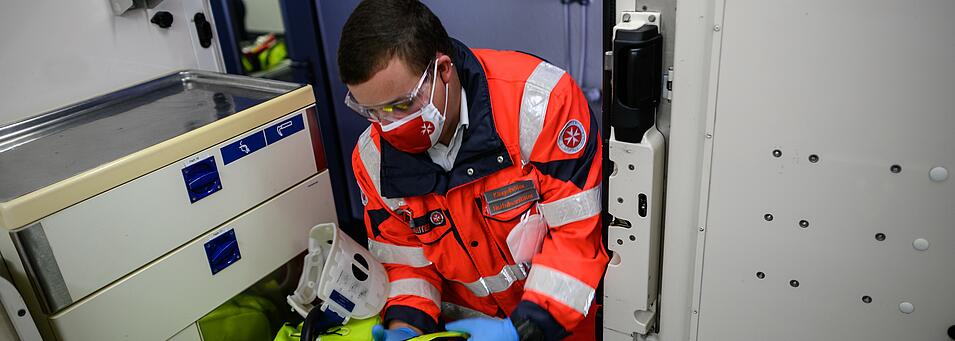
314, 0, 605, 226
243, 0, 285, 33
0, 0, 222, 127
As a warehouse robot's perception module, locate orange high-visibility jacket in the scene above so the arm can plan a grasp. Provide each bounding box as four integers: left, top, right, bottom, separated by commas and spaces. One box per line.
352, 39, 607, 340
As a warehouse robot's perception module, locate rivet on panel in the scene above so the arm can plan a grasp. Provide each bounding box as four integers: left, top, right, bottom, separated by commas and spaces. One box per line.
929, 166, 949, 182
705, 133, 713, 139
756, 272, 765, 279
875, 233, 886, 241
648, 15, 657, 23
799, 220, 810, 228
773, 149, 782, 158
913, 238, 929, 251
890, 164, 902, 173
808, 154, 819, 163
790, 280, 800, 288
862, 295, 872, 304
616, 239, 624, 245
622, 13, 631, 22
713, 25, 721, 31
467, 168, 474, 176
764, 213, 774, 221
899, 302, 914, 314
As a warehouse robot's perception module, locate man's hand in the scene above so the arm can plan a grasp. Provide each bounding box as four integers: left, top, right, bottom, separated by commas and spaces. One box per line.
445, 317, 519, 341
371, 320, 422, 341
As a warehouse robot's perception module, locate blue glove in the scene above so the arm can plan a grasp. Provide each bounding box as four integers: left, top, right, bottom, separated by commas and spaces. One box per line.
445, 317, 519, 341
371, 325, 419, 341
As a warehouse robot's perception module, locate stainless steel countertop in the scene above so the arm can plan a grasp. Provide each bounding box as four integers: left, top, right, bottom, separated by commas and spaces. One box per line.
0, 70, 302, 202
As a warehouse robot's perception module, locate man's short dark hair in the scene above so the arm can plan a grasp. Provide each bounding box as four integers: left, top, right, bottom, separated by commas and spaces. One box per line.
338, 0, 452, 85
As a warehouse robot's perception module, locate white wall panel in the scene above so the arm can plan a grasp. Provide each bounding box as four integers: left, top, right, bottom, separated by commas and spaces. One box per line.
695, 0, 955, 340
0, 0, 223, 126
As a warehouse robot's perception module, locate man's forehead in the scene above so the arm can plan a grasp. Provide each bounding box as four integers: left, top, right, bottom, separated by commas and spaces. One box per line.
347, 57, 420, 105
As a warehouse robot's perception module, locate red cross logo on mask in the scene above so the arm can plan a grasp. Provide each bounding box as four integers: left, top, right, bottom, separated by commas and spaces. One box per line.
421, 121, 435, 135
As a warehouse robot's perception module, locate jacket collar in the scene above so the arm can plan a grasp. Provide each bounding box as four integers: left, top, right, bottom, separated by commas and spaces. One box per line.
379, 39, 513, 198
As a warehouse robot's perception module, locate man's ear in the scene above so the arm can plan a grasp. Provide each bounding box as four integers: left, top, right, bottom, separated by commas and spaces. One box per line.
436, 54, 454, 84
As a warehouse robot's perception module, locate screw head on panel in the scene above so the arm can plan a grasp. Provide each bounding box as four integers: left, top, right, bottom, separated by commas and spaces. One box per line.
913, 238, 930, 251
875, 233, 886, 241
764, 214, 774, 221
713, 25, 721, 31
862, 296, 872, 304
809, 154, 819, 163
799, 220, 810, 228
756, 272, 765, 279
890, 164, 902, 173
622, 13, 631, 22
649, 15, 657, 23
790, 280, 800, 288
773, 149, 782, 158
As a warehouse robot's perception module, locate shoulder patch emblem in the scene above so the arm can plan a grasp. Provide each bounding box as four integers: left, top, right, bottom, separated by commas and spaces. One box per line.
558, 119, 586, 154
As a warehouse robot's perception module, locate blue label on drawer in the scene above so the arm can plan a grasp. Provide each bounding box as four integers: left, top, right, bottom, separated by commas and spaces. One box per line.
221, 131, 267, 165
264, 114, 305, 145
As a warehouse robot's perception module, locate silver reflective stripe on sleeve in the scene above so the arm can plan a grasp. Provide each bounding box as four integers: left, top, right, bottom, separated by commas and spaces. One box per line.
441, 302, 493, 321
368, 239, 432, 267
524, 264, 595, 315
357, 128, 405, 210
538, 185, 602, 227
519, 62, 566, 164
455, 263, 529, 297
388, 278, 440, 307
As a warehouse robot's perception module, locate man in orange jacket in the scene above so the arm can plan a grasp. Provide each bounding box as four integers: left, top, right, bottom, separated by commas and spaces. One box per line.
338, 1, 607, 340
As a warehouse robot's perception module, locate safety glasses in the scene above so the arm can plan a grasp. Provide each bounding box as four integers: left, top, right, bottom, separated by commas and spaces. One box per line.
344, 59, 436, 124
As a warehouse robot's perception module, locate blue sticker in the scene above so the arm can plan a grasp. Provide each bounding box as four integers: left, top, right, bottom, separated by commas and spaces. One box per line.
221, 131, 266, 165
329, 290, 356, 312
264, 114, 305, 145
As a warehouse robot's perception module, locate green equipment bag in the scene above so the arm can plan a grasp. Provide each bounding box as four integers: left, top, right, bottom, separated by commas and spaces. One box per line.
273, 316, 380, 341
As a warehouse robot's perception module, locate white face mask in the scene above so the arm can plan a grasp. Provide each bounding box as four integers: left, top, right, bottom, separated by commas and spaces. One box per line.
378, 62, 449, 153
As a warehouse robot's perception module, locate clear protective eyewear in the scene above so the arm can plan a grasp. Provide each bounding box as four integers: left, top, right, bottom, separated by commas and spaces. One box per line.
345, 59, 437, 123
